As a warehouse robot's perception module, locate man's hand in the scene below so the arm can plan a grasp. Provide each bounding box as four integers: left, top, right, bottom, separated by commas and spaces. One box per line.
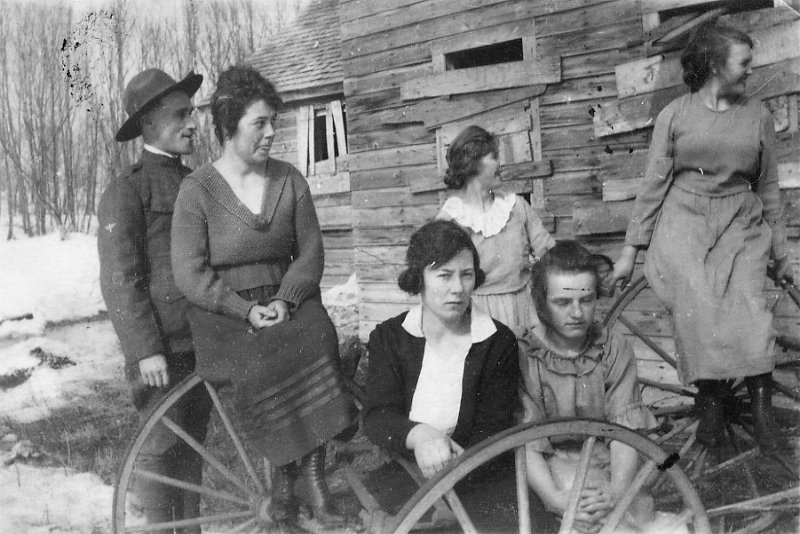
139, 354, 169, 388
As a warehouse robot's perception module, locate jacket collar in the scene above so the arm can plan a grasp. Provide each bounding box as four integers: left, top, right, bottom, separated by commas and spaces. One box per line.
401, 302, 496, 343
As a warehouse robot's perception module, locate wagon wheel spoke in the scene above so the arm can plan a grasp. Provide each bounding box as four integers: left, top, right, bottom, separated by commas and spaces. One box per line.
515, 446, 532, 534
558, 436, 597, 534
226, 517, 258, 533
597, 459, 658, 534
132, 468, 252, 507
160, 414, 257, 500
617, 315, 677, 369
205, 381, 266, 495
655, 417, 698, 445
652, 421, 698, 494
125, 511, 254, 533
772, 378, 800, 404
442, 489, 479, 534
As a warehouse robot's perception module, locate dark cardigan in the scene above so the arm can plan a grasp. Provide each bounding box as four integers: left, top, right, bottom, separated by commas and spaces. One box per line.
363, 311, 521, 456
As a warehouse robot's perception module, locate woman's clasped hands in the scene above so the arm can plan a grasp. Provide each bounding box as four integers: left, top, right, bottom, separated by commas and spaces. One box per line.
405, 423, 465, 479
545, 484, 617, 534
247, 300, 290, 329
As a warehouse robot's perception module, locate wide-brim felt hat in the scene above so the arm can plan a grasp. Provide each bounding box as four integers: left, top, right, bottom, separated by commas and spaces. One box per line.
115, 69, 203, 142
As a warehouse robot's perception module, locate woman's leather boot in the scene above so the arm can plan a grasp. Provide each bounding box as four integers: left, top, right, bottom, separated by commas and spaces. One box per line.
695, 380, 726, 448
745, 373, 779, 453
299, 446, 348, 528
270, 462, 300, 524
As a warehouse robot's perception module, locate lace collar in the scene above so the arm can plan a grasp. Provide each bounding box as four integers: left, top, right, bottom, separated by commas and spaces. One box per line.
439, 191, 516, 237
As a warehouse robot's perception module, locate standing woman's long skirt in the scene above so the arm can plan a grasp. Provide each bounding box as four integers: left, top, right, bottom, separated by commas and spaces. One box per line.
187, 286, 357, 465
644, 186, 777, 385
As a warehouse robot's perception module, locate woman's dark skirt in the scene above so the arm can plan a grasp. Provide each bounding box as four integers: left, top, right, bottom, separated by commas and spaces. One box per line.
188, 286, 357, 465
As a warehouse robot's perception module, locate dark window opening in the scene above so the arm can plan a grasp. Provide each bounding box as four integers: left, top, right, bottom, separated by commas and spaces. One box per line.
445, 39, 524, 71
312, 105, 348, 164
660, 0, 772, 22
313, 114, 328, 162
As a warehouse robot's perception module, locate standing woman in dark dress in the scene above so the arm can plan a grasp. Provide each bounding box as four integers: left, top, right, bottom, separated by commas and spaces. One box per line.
171, 66, 356, 529
612, 22, 789, 452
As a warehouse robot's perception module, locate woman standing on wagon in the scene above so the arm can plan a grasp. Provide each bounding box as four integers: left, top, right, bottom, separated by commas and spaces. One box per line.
171, 66, 356, 530
437, 125, 556, 338
612, 22, 789, 452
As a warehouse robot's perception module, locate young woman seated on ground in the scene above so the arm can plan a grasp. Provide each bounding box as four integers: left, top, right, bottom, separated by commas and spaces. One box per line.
362, 220, 555, 530
520, 241, 686, 534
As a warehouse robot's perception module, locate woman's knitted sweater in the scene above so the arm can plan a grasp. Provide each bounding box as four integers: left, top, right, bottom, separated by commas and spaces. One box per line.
171, 158, 324, 320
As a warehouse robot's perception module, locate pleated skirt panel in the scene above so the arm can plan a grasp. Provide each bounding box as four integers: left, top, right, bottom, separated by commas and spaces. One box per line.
188, 286, 357, 465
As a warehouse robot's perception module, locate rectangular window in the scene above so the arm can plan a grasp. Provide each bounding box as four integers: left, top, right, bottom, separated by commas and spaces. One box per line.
444, 39, 524, 71
296, 100, 348, 177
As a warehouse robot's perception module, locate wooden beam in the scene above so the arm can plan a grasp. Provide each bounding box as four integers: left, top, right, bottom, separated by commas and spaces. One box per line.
596, 57, 800, 137
330, 100, 348, 156
308, 106, 316, 177
640, 0, 763, 13
423, 86, 546, 130
616, 21, 800, 99
603, 177, 647, 201
307, 172, 351, 196
401, 58, 560, 100
325, 107, 336, 174
652, 8, 727, 47
296, 106, 309, 177
573, 200, 633, 235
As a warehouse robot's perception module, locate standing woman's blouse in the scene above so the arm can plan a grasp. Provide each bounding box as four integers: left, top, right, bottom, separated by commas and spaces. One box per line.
438, 191, 555, 296
625, 93, 786, 258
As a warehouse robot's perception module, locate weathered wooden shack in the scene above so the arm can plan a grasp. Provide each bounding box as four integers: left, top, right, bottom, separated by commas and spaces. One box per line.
251, 0, 800, 399
247, 0, 353, 290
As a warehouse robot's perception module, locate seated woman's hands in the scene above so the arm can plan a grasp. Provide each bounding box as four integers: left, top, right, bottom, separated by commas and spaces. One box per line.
247, 300, 290, 329
405, 423, 465, 478
542, 484, 614, 534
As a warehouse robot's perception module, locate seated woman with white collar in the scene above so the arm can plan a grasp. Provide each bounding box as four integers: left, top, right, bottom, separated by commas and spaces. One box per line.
362, 220, 543, 530
364, 219, 520, 476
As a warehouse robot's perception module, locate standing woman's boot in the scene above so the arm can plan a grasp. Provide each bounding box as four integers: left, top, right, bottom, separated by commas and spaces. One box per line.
745, 373, 779, 453
695, 380, 726, 448
299, 445, 348, 528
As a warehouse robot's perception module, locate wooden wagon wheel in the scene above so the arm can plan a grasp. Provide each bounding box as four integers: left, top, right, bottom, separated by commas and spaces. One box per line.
113, 374, 269, 533
389, 419, 711, 534
601, 274, 800, 534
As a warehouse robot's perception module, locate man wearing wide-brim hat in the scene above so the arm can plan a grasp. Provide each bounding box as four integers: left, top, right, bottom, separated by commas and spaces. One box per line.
98, 69, 211, 532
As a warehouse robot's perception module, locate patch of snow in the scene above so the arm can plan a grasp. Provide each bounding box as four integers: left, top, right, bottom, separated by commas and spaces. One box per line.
0, 463, 113, 534
322, 273, 359, 340
0, 323, 123, 423
0, 232, 105, 338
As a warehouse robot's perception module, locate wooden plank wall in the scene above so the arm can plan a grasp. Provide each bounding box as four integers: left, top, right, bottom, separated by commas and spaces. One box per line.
271, 102, 354, 290
339, 0, 800, 387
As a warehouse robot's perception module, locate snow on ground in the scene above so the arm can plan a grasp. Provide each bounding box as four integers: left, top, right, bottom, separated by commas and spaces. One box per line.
0, 232, 105, 337
0, 322, 123, 423
0, 464, 114, 534
0, 231, 360, 533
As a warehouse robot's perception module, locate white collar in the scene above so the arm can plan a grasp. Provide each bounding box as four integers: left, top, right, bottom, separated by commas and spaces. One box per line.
144, 143, 180, 159
439, 190, 516, 237
401, 303, 497, 343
